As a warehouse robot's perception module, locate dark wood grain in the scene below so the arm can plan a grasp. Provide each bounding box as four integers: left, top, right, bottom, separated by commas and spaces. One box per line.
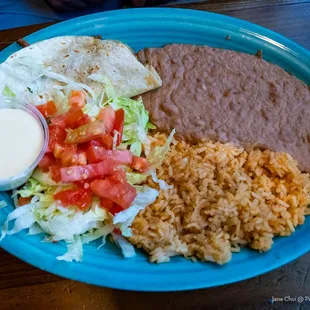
0, 1, 309, 309
168, 0, 310, 49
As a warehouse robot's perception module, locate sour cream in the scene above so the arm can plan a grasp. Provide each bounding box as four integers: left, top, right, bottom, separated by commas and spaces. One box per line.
0, 108, 44, 179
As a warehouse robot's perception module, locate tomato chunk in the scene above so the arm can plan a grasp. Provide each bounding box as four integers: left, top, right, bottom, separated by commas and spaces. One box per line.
98, 106, 115, 134
100, 197, 115, 210
65, 120, 106, 144
18, 197, 32, 206
113, 109, 124, 145
60, 159, 116, 183
65, 107, 84, 128
39, 153, 57, 172
68, 90, 86, 108
54, 187, 92, 210
51, 107, 89, 129
53, 143, 77, 159
36, 101, 57, 118
100, 134, 113, 150
130, 156, 149, 172
86, 145, 133, 164
90, 177, 136, 209
49, 166, 62, 183
75, 114, 91, 127
48, 125, 66, 151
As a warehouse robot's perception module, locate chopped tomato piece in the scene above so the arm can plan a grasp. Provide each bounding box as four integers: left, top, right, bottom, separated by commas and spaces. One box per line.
50, 107, 89, 129
49, 166, 62, 183
18, 197, 31, 206
65, 107, 84, 127
113, 227, 122, 234
100, 197, 115, 210
130, 156, 149, 172
97, 106, 115, 134
100, 134, 113, 150
54, 187, 92, 210
90, 177, 136, 209
61, 149, 87, 167
36, 100, 57, 118
109, 205, 123, 215
53, 143, 77, 159
60, 159, 116, 183
50, 113, 67, 128
65, 120, 106, 144
48, 125, 66, 151
74, 180, 91, 189
113, 109, 125, 145
68, 90, 86, 108
86, 145, 133, 164
38, 153, 57, 172
75, 114, 91, 127
78, 139, 102, 152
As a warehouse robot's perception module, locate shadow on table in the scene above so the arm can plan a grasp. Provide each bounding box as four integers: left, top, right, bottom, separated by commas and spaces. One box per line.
111, 253, 310, 310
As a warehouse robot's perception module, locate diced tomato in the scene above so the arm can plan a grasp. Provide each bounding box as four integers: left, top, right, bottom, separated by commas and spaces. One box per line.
48, 125, 66, 151
86, 144, 133, 164
36, 100, 57, 118
78, 139, 102, 152
38, 153, 57, 172
97, 106, 115, 134
100, 134, 113, 150
110, 168, 127, 183
50, 113, 67, 128
113, 227, 122, 234
54, 187, 93, 210
90, 177, 136, 209
74, 180, 90, 189
65, 120, 107, 144
53, 143, 77, 159
60, 159, 116, 183
113, 109, 125, 145
75, 114, 91, 127
130, 156, 149, 173
65, 107, 84, 128
49, 166, 62, 182
50, 107, 89, 129
18, 197, 31, 206
53, 143, 86, 167
100, 197, 115, 210
68, 90, 86, 108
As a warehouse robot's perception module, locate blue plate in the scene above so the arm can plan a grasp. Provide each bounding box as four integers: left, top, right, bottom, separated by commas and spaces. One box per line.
0, 8, 309, 292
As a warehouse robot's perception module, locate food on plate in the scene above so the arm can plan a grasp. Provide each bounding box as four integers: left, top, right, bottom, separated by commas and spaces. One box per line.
137, 44, 310, 172
0, 37, 309, 265
130, 133, 310, 263
0, 101, 48, 191
0, 36, 162, 106
0, 108, 43, 179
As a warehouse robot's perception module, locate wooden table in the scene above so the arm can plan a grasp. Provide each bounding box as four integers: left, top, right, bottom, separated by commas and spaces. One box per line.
0, 1, 309, 309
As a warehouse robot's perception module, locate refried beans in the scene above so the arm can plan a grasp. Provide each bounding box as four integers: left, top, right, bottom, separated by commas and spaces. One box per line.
137, 44, 310, 172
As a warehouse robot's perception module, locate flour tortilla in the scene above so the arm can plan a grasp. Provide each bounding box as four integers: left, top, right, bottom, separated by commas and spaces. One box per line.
0, 36, 162, 105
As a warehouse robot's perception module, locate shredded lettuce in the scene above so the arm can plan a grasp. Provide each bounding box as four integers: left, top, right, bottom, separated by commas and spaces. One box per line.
111, 232, 136, 258
126, 172, 147, 186
0, 201, 7, 210
16, 178, 48, 198
57, 236, 83, 262
113, 186, 158, 237
2, 85, 15, 97
147, 129, 175, 170
150, 170, 173, 191
104, 91, 153, 156
0, 197, 110, 262
88, 74, 115, 99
